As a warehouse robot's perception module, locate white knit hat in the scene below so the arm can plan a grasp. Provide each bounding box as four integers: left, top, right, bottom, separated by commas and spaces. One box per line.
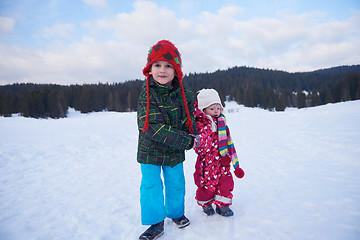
197, 88, 224, 111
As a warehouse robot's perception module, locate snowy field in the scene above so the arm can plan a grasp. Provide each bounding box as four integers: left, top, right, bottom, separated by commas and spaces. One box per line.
1, 101, 360, 240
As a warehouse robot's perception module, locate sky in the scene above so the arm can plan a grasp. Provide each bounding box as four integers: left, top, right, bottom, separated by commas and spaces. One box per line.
0, 0, 359, 85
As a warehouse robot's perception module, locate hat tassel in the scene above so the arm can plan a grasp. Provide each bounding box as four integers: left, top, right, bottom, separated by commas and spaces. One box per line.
142, 76, 150, 132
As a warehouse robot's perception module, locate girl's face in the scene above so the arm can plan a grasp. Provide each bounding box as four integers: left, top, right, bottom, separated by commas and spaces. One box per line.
203, 103, 222, 117
150, 61, 176, 86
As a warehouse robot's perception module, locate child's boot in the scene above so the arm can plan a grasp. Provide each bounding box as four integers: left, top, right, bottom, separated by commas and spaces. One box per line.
172, 215, 190, 228
202, 204, 215, 216
139, 220, 164, 240
216, 206, 234, 217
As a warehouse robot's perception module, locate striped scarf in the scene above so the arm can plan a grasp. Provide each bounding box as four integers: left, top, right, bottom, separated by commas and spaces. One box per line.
218, 114, 239, 169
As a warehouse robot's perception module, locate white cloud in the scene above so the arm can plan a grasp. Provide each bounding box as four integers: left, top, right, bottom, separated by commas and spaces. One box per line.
40, 23, 75, 40
0, 17, 15, 34
93, 1, 188, 44
0, 39, 141, 85
82, 0, 108, 8
188, 9, 360, 72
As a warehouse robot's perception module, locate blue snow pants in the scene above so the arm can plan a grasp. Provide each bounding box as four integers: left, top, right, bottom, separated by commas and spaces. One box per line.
140, 163, 185, 225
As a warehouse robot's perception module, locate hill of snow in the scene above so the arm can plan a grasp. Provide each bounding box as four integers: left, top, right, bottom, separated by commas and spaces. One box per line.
1, 101, 360, 240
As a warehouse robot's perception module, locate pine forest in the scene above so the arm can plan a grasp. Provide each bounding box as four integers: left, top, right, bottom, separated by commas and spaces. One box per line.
1, 65, 359, 118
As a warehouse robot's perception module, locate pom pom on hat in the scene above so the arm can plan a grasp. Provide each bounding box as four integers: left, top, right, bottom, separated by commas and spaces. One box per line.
197, 88, 224, 112
141, 40, 193, 133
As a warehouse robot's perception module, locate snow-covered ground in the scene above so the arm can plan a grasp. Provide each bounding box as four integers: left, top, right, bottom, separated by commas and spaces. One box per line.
1, 101, 360, 240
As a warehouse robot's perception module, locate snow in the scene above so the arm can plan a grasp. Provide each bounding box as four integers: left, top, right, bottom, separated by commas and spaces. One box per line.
1, 101, 360, 240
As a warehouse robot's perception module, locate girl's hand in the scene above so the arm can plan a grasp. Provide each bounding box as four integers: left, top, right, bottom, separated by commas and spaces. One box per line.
221, 155, 231, 165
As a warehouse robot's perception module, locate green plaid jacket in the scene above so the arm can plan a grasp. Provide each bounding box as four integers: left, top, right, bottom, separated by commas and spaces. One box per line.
137, 77, 196, 167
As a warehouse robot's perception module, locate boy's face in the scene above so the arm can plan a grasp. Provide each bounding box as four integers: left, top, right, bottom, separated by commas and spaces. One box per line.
203, 103, 223, 117
150, 61, 175, 86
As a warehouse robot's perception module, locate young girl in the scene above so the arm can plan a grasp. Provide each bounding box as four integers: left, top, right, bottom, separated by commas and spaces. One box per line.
193, 88, 245, 217
137, 40, 196, 240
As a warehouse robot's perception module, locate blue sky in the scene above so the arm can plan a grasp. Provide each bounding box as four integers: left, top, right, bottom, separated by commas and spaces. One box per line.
0, 0, 359, 85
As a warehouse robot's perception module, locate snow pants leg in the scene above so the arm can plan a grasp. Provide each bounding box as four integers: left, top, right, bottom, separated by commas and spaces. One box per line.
214, 173, 234, 207
140, 163, 185, 225
195, 173, 234, 207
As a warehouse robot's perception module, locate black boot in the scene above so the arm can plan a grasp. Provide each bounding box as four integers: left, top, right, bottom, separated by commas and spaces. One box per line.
172, 215, 190, 228
216, 206, 234, 217
139, 221, 164, 240
202, 204, 215, 216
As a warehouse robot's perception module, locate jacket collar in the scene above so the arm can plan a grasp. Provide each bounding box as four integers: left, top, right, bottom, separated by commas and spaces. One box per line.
149, 76, 180, 96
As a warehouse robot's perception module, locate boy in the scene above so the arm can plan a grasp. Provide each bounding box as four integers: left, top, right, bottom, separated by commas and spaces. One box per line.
137, 40, 196, 240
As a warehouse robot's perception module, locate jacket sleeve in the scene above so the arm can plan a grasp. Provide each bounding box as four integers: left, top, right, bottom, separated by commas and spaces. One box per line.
137, 90, 194, 151
194, 112, 213, 156
185, 89, 197, 135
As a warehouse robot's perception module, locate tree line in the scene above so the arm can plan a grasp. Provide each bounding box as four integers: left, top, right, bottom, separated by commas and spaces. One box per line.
185, 65, 360, 111
0, 65, 359, 118
0, 81, 143, 118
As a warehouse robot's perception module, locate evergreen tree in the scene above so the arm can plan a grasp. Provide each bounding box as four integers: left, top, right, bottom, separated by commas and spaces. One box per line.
347, 73, 360, 100
107, 92, 114, 111
275, 97, 286, 111
244, 85, 255, 107
46, 88, 67, 118
28, 90, 46, 118
78, 86, 94, 113
324, 88, 334, 103
310, 91, 322, 107
0, 93, 13, 116
297, 91, 307, 108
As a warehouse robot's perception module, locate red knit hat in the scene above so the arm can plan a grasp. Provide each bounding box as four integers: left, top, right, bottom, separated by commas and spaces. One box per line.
142, 40, 193, 133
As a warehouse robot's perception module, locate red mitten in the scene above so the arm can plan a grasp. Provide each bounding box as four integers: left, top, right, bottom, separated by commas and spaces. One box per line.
221, 155, 231, 165
234, 166, 245, 178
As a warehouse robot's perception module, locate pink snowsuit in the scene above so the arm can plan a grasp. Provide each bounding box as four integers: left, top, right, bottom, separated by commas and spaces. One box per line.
193, 104, 234, 207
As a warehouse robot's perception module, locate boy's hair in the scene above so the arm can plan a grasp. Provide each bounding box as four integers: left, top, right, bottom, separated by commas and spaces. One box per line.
142, 40, 193, 133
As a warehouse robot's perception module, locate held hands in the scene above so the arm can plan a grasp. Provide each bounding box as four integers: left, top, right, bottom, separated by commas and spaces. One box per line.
192, 135, 200, 149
